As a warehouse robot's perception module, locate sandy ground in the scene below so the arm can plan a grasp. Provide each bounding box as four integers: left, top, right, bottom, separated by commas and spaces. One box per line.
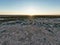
0, 17, 60, 45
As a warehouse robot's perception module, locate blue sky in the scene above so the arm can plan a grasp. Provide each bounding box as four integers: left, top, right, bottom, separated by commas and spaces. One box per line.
0, 0, 60, 15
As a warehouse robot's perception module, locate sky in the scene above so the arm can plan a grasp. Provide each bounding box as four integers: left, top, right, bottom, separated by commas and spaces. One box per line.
0, 0, 60, 15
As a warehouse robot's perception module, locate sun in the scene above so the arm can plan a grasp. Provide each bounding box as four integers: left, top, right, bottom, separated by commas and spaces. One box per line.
24, 7, 37, 15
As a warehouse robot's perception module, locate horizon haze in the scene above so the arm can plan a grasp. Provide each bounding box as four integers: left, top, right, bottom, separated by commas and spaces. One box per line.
0, 0, 60, 15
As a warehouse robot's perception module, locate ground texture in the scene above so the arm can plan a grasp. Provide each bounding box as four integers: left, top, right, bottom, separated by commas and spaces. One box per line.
0, 17, 60, 45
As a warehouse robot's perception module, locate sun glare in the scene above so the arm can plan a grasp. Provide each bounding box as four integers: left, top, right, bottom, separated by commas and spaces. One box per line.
24, 7, 37, 16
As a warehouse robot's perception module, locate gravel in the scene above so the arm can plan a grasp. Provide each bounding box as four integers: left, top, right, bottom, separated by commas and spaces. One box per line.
0, 17, 60, 45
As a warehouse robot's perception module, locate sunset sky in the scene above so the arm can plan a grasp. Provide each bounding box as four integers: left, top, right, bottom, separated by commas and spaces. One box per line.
0, 0, 60, 15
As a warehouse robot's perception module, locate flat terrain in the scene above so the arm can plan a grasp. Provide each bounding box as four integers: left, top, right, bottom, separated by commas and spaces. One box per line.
0, 15, 60, 45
